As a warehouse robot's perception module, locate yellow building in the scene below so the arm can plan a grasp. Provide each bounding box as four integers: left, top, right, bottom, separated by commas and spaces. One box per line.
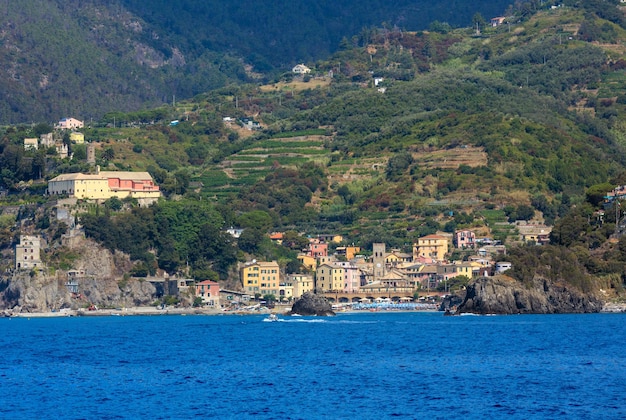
288, 274, 314, 298
414, 234, 449, 262
69, 132, 85, 144
240, 261, 280, 296
297, 254, 317, 270
315, 263, 344, 292
47, 169, 161, 204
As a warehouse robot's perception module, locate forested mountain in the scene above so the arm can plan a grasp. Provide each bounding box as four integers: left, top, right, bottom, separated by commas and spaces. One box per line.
0, 0, 513, 124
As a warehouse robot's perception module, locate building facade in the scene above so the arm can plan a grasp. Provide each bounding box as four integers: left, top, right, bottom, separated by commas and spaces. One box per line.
315, 263, 345, 292
47, 169, 161, 203
57, 117, 84, 129
240, 261, 280, 296
414, 235, 449, 262
195, 280, 220, 306
15, 235, 42, 270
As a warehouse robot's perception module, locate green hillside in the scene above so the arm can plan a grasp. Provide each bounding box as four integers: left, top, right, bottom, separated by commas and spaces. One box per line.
3, 1, 626, 294
0, 0, 513, 124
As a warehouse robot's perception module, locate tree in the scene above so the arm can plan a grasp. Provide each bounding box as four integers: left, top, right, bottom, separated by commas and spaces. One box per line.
102, 147, 115, 161
263, 294, 277, 308
586, 183, 613, 207
238, 228, 264, 254
104, 197, 123, 211
472, 13, 487, 31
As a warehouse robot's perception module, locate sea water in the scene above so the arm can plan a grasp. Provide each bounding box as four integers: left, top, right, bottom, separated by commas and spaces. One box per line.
1, 312, 625, 419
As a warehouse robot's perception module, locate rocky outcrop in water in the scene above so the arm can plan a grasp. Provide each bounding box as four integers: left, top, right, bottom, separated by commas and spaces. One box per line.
455, 276, 603, 315
289, 292, 335, 316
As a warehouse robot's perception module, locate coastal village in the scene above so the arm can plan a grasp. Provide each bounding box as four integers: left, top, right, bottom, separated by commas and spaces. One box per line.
5, 117, 560, 315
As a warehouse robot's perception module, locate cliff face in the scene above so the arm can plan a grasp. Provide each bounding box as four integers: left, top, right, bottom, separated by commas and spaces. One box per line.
456, 276, 603, 315
0, 236, 159, 313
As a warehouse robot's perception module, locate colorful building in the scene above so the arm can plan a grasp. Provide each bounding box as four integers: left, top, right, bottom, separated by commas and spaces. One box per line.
315, 263, 344, 292
240, 261, 280, 296
70, 132, 85, 144
307, 239, 328, 258
414, 234, 449, 262
195, 280, 220, 306
288, 274, 314, 298
47, 168, 160, 203
57, 117, 84, 129
455, 230, 476, 249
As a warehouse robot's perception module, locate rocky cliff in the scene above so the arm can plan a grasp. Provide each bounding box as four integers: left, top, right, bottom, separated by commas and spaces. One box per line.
0, 236, 160, 313
455, 275, 603, 315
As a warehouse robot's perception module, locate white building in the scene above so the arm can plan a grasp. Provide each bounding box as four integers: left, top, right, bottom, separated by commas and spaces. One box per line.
57, 117, 84, 130
292, 64, 311, 74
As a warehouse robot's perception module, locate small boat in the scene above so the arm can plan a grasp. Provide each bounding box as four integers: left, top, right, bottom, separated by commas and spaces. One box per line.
265, 314, 279, 322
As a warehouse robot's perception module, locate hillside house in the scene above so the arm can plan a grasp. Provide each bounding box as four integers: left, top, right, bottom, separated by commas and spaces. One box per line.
57, 117, 84, 129
269, 232, 284, 244
15, 235, 42, 270
297, 253, 317, 270
306, 239, 328, 258
335, 245, 361, 261
455, 230, 476, 249
226, 227, 244, 238
517, 223, 552, 245
495, 262, 512, 273
47, 167, 160, 204
24, 138, 38, 150
292, 63, 311, 74
70, 132, 85, 144
40, 133, 54, 147
491, 16, 506, 27
414, 234, 449, 262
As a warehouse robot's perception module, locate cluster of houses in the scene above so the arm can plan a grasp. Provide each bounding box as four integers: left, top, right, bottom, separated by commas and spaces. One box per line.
12, 218, 552, 308
238, 222, 554, 303
23, 117, 87, 159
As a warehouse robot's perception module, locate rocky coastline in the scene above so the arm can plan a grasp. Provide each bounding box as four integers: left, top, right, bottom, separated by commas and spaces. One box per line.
446, 275, 604, 315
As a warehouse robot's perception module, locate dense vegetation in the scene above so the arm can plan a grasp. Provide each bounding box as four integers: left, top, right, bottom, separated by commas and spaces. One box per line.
0, 0, 513, 123
2, 1, 626, 297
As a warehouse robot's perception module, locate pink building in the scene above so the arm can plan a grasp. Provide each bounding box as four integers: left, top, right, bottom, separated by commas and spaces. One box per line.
335, 261, 363, 292
195, 280, 220, 306
307, 239, 328, 258
107, 173, 160, 194
455, 230, 476, 249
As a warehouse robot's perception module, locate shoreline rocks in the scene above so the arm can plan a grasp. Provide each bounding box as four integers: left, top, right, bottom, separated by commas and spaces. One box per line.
289, 292, 336, 316
454, 275, 603, 315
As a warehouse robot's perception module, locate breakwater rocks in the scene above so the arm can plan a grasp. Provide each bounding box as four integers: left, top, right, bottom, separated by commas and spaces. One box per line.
455, 276, 603, 315
289, 292, 336, 316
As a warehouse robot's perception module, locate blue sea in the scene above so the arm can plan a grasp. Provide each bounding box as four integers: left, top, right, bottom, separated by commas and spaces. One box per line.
1, 312, 625, 419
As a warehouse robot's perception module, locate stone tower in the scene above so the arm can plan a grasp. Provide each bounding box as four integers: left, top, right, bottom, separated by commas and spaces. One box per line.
86, 143, 96, 164
372, 242, 386, 281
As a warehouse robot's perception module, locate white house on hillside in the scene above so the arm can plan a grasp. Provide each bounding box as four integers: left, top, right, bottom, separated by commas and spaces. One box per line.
57, 117, 84, 129
292, 64, 311, 74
